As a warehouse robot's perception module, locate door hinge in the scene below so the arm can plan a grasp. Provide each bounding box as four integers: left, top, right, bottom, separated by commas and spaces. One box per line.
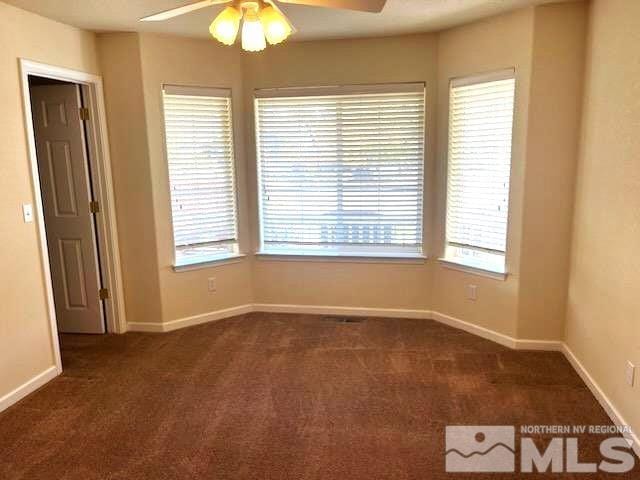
79, 107, 90, 121
99, 288, 109, 301
89, 200, 100, 213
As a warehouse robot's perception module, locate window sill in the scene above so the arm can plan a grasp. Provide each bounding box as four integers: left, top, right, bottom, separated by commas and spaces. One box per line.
438, 258, 507, 281
173, 253, 246, 272
256, 251, 427, 264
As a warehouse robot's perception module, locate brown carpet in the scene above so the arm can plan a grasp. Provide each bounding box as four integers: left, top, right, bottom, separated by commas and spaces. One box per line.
0, 312, 637, 479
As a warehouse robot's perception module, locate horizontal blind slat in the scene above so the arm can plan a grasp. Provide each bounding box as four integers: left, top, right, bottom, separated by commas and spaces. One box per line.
257, 89, 424, 251
163, 91, 238, 253
446, 76, 515, 254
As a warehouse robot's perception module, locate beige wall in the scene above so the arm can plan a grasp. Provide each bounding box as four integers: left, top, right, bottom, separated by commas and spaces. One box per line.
98, 33, 163, 325
433, 3, 586, 339
0, 3, 100, 398
432, 8, 534, 337
517, 2, 586, 339
566, 0, 640, 439
98, 33, 254, 324
137, 34, 253, 321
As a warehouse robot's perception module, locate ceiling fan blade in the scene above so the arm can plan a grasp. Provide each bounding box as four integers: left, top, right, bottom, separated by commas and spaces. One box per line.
277, 0, 386, 13
140, 0, 229, 22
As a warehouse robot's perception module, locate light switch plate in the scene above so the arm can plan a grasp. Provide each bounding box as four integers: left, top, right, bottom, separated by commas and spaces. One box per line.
22, 204, 33, 223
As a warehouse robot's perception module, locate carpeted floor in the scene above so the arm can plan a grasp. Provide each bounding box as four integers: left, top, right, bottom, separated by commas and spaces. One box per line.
0, 312, 637, 479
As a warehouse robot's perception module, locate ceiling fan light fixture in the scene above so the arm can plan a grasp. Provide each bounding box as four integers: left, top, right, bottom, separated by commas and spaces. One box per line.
241, 8, 267, 52
259, 5, 293, 45
209, 5, 242, 45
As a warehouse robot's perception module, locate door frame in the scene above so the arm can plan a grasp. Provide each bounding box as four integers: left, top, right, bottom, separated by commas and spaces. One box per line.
19, 59, 126, 372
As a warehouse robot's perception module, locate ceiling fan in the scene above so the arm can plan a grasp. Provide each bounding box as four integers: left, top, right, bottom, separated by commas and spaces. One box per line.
140, 0, 387, 52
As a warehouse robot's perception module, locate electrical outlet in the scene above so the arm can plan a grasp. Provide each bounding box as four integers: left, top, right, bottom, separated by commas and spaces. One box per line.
466, 284, 477, 301
626, 361, 635, 387
207, 277, 216, 292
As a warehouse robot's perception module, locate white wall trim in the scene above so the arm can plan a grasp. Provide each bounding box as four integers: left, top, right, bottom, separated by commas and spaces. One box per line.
255, 305, 563, 351
133, 302, 562, 351
562, 344, 640, 457
512, 338, 564, 351
253, 303, 433, 319
125, 322, 165, 333
19, 59, 127, 376
80, 77, 127, 334
127, 304, 253, 333
0, 366, 58, 414
429, 310, 517, 349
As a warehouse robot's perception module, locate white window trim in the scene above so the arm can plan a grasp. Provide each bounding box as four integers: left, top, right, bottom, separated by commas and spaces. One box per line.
161, 84, 243, 269
438, 258, 507, 281
450, 68, 515, 88
256, 251, 426, 265
172, 253, 246, 272
442, 68, 516, 276
254, 82, 427, 259
254, 82, 425, 98
163, 84, 231, 98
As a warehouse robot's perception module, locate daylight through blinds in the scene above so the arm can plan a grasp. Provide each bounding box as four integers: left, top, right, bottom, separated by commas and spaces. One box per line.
163, 86, 238, 263
256, 85, 425, 255
446, 74, 515, 255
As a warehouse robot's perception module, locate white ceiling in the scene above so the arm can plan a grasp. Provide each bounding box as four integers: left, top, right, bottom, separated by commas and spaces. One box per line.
4, 0, 564, 41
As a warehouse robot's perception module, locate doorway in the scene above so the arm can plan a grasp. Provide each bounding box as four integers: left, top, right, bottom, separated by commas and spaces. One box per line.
20, 59, 126, 371
28, 76, 106, 334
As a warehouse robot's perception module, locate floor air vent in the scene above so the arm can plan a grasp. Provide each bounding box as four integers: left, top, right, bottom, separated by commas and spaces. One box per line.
323, 316, 364, 323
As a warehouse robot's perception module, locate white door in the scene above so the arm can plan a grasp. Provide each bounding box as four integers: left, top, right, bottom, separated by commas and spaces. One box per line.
31, 84, 105, 334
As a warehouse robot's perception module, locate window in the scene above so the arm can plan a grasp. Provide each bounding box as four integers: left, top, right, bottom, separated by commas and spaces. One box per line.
255, 84, 425, 257
444, 70, 516, 274
162, 85, 239, 266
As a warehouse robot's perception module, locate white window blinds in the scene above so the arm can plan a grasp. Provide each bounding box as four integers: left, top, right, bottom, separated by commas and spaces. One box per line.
255, 84, 425, 256
445, 70, 516, 273
162, 85, 239, 266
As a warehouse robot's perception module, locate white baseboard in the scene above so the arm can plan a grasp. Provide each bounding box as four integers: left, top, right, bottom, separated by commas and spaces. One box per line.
429, 312, 563, 351
562, 344, 639, 457
253, 303, 433, 319
127, 304, 253, 333
125, 322, 164, 333
253, 304, 561, 351
0, 366, 59, 414
255, 304, 563, 351
131, 302, 564, 351
513, 338, 565, 351
429, 310, 517, 349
